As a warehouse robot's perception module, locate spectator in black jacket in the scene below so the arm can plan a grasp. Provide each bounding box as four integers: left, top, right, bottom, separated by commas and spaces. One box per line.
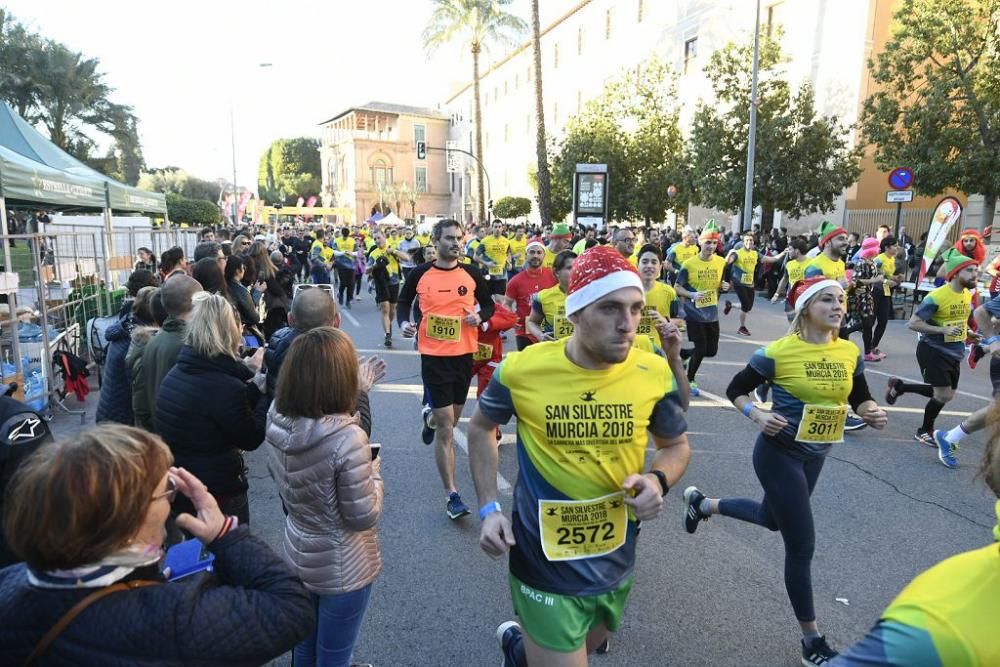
225, 254, 260, 327
261, 288, 383, 436
0, 425, 313, 665
156, 293, 266, 524
96, 286, 157, 425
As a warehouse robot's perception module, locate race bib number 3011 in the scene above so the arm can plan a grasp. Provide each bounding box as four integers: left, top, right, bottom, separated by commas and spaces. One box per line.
539, 492, 628, 562
795, 404, 848, 444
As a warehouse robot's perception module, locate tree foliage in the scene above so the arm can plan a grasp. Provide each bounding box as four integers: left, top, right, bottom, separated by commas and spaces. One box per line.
0, 9, 145, 184
257, 138, 322, 204
165, 193, 220, 226
548, 57, 686, 224
493, 196, 532, 219
689, 35, 861, 224
138, 167, 224, 203
861, 0, 1000, 222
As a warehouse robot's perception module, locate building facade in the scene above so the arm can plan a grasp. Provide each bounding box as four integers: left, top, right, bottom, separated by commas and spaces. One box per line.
441, 0, 965, 233
318, 102, 452, 223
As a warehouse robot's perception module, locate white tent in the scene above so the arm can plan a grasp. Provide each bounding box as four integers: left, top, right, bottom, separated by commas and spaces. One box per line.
377, 212, 405, 227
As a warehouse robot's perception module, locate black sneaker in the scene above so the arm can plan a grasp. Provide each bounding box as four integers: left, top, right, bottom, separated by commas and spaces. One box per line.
682, 486, 708, 534
595, 638, 610, 654
885, 377, 903, 406
421, 406, 435, 445
801, 635, 837, 666
384, 332, 392, 348
496, 621, 524, 667
723, 300, 734, 315
446, 492, 470, 520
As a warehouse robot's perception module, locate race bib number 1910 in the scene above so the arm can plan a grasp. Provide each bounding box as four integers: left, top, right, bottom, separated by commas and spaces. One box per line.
427, 314, 461, 341
539, 492, 628, 562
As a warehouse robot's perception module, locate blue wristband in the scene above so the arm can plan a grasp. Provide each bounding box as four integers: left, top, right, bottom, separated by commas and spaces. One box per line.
742, 402, 754, 417
479, 501, 502, 521
986, 336, 1000, 345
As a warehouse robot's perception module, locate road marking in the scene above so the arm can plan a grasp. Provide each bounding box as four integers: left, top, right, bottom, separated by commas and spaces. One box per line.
719, 333, 771, 346
341, 309, 361, 328
453, 425, 512, 492
864, 367, 992, 402
357, 348, 420, 356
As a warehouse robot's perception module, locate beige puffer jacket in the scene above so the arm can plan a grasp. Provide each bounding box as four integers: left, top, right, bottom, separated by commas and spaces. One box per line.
265, 406, 383, 595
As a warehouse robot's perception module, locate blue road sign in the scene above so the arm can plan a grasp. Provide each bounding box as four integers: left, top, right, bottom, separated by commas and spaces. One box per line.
889, 167, 914, 190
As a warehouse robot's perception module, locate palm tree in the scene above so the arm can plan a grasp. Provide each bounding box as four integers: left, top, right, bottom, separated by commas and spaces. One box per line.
423, 0, 527, 224
530, 0, 551, 226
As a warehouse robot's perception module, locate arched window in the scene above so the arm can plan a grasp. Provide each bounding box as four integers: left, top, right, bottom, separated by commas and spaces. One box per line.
370, 157, 393, 187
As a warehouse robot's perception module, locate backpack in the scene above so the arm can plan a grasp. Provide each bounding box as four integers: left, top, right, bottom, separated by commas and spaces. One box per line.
0, 395, 53, 566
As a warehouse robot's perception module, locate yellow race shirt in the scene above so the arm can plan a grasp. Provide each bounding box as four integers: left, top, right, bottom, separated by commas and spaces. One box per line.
805, 253, 846, 282
416, 233, 432, 247
509, 237, 527, 268
542, 247, 558, 269
668, 243, 700, 271
531, 285, 573, 339
334, 237, 356, 253
678, 254, 727, 322
750, 333, 863, 456
638, 281, 677, 347
874, 253, 897, 297
310, 239, 334, 264
915, 284, 972, 360
731, 248, 758, 287
785, 258, 808, 287
480, 235, 512, 278
386, 235, 401, 250
368, 246, 401, 278
478, 339, 686, 595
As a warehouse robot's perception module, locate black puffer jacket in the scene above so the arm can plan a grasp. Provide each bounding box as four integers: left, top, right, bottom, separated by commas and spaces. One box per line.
155, 347, 264, 501
0, 527, 314, 666
95, 316, 147, 425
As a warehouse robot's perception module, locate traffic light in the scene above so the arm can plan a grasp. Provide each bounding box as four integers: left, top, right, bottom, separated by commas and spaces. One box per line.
416, 141, 426, 160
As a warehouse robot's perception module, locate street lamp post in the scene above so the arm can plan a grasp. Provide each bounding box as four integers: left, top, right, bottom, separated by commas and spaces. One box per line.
229, 63, 272, 224
742, 0, 762, 232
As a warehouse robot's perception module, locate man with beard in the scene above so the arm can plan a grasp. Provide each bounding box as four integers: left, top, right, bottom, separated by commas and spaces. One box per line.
398, 220, 495, 520
504, 241, 556, 351
543, 223, 573, 269
467, 246, 690, 667
886, 249, 980, 453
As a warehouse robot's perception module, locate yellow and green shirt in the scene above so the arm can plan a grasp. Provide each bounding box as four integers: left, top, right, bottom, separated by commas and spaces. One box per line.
509, 237, 528, 269
874, 253, 897, 297
730, 248, 759, 287
677, 254, 727, 322
667, 242, 700, 272
480, 235, 512, 278
915, 284, 972, 360
637, 282, 678, 348
531, 285, 573, 339
478, 339, 686, 595
805, 253, 846, 283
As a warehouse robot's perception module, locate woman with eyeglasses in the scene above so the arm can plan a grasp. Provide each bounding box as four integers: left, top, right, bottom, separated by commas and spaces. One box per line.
155, 293, 266, 524
0, 425, 314, 665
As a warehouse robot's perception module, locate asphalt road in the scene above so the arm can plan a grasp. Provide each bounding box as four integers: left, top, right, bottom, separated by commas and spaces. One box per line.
53, 284, 997, 667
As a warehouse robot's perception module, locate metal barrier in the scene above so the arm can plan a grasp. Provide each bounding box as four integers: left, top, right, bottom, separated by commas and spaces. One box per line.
846, 207, 967, 245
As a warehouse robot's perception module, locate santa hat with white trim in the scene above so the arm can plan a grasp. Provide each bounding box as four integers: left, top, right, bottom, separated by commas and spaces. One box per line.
565, 245, 644, 317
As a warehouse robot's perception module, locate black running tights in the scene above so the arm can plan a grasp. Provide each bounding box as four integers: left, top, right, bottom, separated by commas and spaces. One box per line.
685, 319, 720, 381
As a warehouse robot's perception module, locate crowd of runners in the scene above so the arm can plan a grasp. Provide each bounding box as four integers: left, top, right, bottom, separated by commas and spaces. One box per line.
0, 214, 998, 666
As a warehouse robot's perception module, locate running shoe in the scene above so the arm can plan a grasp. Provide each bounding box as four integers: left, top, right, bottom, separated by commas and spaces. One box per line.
885, 377, 903, 405
496, 621, 524, 667
863, 352, 880, 362
914, 430, 937, 447
754, 384, 769, 404
595, 638, 610, 655
932, 430, 959, 469
723, 300, 734, 315
969, 344, 985, 370
384, 332, 393, 348
345, 301, 351, 310
421, 406, 435, 445
874, 348, 887, 360
446, 492, 470, 520
682, 486, 709, 534
737, 326, 751, 336
689, 381, 700, 397
801, 635, 838, 666
844, 415, 868, 431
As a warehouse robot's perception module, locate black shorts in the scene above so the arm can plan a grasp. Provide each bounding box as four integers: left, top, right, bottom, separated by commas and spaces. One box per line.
421, 353, 474, 408
375, 281, 399, 304
490, 278, 507, 296
735, 284, 755, 312
916, 341, 960, 389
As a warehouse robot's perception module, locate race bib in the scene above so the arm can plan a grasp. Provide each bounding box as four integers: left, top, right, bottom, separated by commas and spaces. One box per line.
636, 307, 657, 336
427, 314, 461, 341
740, 272, 753, 286
695, 291, 718, 309
553, 315, 574, 339
795, 404, 848, 444
489, 264, 505, 276
473, 342, 493, 361
943, 320, 967, 343
539, 492, 628, 562
883, 282, 892, 297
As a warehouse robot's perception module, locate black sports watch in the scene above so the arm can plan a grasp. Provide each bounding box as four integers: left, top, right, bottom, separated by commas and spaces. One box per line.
648, 469, 669, 497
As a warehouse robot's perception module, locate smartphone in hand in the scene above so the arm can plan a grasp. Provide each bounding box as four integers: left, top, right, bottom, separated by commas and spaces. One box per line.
163, 538, 215, 582
370, 442, 381, 460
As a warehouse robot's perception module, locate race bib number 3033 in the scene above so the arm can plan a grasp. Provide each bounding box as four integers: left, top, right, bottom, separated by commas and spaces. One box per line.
539, 492, 628, 562
695, 291, 718, 309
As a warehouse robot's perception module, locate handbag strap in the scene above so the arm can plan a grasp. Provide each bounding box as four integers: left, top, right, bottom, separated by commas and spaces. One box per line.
25, 579, 160, 666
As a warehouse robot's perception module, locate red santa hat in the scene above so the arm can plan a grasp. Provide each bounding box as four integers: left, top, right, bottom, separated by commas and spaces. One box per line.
565, 245, 644, 317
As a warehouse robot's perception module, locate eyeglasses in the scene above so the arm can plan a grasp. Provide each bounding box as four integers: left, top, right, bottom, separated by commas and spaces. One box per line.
152, 476, 177, 504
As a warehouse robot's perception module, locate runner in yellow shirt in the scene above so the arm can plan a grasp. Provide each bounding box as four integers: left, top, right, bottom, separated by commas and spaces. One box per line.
526, 250, 576, 341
